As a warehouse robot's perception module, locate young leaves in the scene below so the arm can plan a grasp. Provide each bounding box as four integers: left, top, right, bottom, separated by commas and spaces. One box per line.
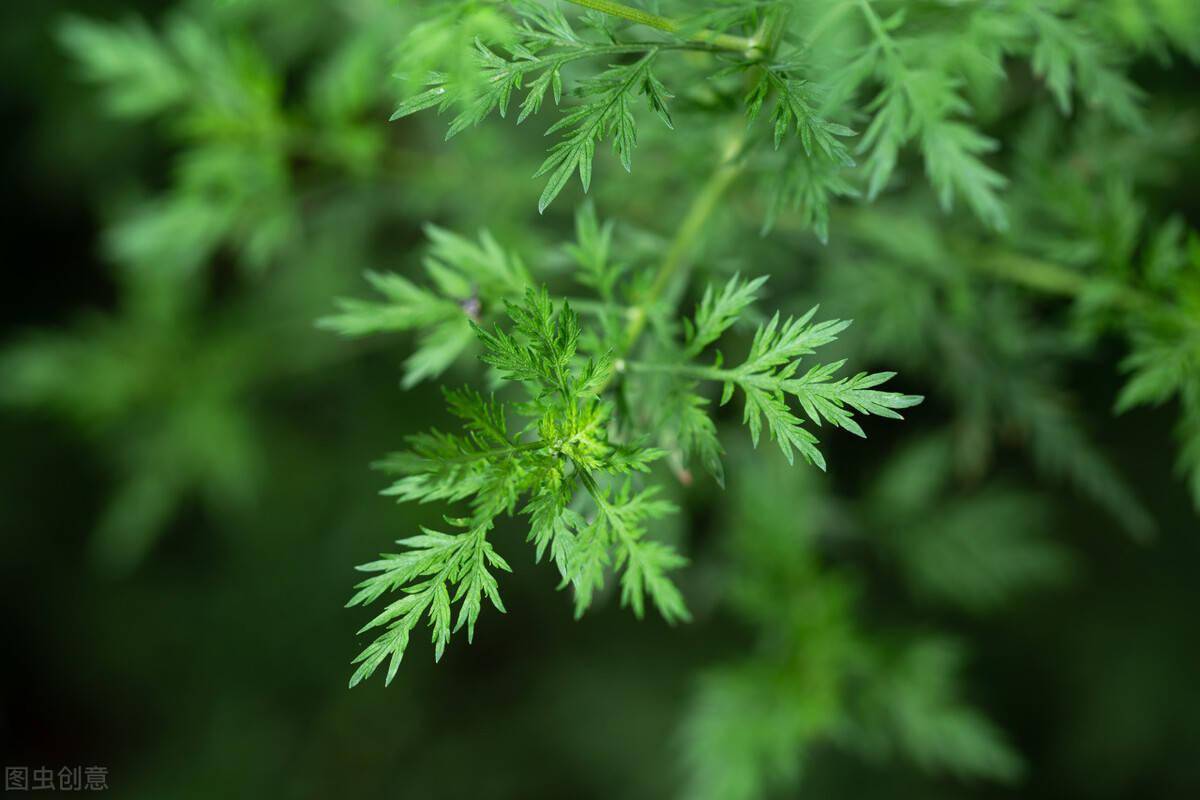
59, 16, 190, 118
388, 4, 678, 212
1110, 222, 1200, 508
534, 52, 673, 212
744, 67, 855, 162
319, 226, 530, 387
570, 480, 687, 622
848, 3, 1011, 230
381, 0, 1171, 240
645, 276, 924, 470
684, 273, 767, 358
1026, 5, 1144, 127
332, 192, 930, 683
347, 522, 510, 687
348, 287, 689, 684
566, 201, 625, 299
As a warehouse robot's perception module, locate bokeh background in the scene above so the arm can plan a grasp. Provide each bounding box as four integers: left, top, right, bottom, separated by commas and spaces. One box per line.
2, 1, 1199, 798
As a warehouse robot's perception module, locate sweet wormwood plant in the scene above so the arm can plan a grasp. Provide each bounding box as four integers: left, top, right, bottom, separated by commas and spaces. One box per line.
339, 0, 914, 686
390, 0, 1142, 232
335, 256, 922, 685
6, 0, 1199, 794
330, 0, 1200, 686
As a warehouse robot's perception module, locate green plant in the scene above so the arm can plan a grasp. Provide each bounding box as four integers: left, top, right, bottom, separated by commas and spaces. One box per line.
334, 256, 921, 685
333, 0, 1198, 680
8, 0, 1200, 796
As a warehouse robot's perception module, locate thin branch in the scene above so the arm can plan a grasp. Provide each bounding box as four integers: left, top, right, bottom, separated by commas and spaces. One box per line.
564, 0, 759, 54
600, 135, 746, 393
418, 439, 548, 466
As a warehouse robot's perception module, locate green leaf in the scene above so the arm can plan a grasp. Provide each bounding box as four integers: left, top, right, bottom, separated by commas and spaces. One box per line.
59, 16, 190, 118
534, 53, 671, 212
686, 274, 768, 357
347, 522, 508, 685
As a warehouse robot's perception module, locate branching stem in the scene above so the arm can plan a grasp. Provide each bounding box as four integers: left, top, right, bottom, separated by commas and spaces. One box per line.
600, 137, 745, 394
624, 361, 732, 381
856, 0, 900, 59
623, 362, 799, 393
430, 439, 548, 465
636, 151, 742, 332
564, 0, 760, 54
970, 248, 1200, 331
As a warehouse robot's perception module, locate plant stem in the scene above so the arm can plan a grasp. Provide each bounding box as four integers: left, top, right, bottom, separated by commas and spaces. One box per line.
624, 361, 729, 381
623, 361, 794, 393
625, 146, 743, 347
970, 248, 1200, 331
856, 0, 899, 56
564, 0, 759, 54
755, 5, 793, 54
564, 296, 630, 318
595, 137, 744, 393
643, 163, 741, 325
970, 250, 1090, 298
429, 439, 548, 465
828, 210, 1198, 332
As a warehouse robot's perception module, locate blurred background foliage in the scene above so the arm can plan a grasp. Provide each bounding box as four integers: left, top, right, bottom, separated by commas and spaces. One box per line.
1, 0, 1199, 798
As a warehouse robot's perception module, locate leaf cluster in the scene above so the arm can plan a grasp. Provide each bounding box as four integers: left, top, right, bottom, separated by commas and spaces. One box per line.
342, 221, 922, 683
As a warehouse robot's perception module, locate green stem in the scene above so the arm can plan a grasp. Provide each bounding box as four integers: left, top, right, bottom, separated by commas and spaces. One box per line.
856, 0, 898, 55
593, 137, 744, 394
971, 250, 1091, 299
624, 146, 744, 350
500, 43, 667, 80
623, 361, 800, 396
755, 5, 793, 54
828, 210, 1198, 332
971, 249, 1200, 331
625, 361, 730, 381
856, 0, 907, 79
564, 0, 759, 54
564, 296, 630, 317
431, 439, 548, 465
645, 164, 741, 320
